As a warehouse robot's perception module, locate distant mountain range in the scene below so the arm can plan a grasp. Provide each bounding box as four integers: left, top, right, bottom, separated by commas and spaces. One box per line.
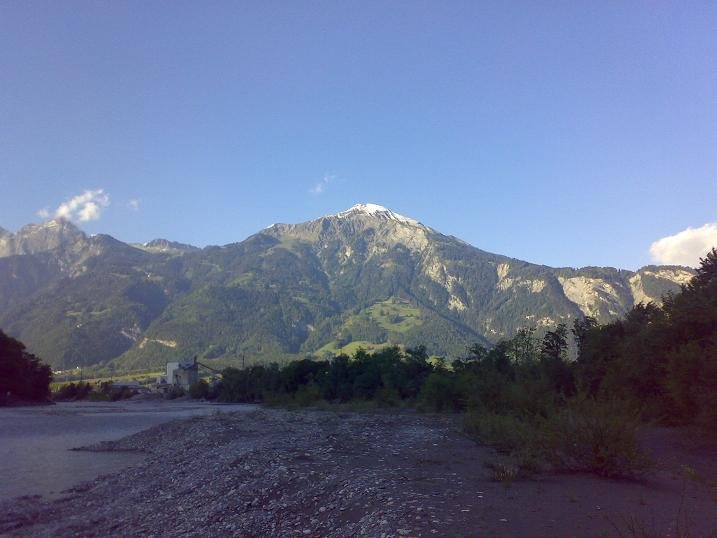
0, 204, 694, 371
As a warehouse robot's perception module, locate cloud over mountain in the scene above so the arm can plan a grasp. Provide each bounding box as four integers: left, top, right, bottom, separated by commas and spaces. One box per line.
51, 189, 110, 222
650, 223, 717, 267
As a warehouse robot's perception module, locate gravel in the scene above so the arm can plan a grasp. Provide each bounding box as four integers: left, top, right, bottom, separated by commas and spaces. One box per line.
2, 408, 715, 537
0, 409, 476, 537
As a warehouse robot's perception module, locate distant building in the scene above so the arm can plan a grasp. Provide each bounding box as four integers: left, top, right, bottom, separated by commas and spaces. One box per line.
164, 358, 199, 390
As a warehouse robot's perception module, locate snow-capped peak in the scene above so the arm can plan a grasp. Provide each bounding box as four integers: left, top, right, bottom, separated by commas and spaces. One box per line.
335, 203, 421, 226
345, 203, 391, 214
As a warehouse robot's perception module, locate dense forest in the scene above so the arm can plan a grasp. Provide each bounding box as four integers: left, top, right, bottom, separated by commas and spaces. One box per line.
0, 330, 53, 404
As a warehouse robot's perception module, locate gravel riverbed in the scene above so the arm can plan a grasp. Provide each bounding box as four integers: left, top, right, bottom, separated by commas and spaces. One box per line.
1, 408, 715, 537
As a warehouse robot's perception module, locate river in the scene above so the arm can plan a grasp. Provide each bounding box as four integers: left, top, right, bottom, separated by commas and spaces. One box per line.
0, 400, 257, 501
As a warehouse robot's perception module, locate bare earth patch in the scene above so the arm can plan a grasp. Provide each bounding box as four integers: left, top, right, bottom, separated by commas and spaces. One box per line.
0, 408, 715, 537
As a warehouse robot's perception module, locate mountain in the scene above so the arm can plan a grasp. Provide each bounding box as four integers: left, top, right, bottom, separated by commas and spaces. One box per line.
0, 218, 85, 257
0, 204, 695, 371
133, 239, 199, 254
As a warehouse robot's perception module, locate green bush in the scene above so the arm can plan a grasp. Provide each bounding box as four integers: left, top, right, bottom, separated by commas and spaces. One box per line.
293, 382, 322, 406
374, 387, 401, 407
463, 397, 650, 478
463, 410, 538, 452
419, 372, 465, 412
665, 339, 717, 428
463, 410, 547, 476
540, 396, 650, 477
54, 382, 93, 401
54, 381, 136, 402
189, 379, 212, 399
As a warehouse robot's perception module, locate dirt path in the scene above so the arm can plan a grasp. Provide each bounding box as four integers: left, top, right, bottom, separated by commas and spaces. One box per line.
1, 408, 715, 537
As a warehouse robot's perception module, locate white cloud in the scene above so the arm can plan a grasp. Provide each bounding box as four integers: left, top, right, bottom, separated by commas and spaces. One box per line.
309, 174, 336, 196
128, 199, 140, 211
650, 223, 717, 267
36, 207, 50, 219
53, 189, 110, 222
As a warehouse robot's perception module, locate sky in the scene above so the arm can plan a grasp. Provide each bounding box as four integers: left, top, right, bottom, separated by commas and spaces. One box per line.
1, 1, 716, 270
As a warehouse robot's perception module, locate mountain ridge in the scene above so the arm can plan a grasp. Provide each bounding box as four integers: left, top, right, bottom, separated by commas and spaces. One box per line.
0, 204, 695, 370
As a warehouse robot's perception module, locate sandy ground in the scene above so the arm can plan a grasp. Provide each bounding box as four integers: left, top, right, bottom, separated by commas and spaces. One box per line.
0, 408, 715, 537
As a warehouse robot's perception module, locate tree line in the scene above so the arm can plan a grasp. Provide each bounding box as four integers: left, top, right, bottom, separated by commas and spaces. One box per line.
214, 248, 716, 431
0, 329, 52, 404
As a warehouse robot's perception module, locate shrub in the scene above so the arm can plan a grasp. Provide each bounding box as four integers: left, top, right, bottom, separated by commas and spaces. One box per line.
462, 410, 539, 453
166, 386, 186, 400
94, 381, 137, 401
110, 386, 136, 401
484, 460, 520, 484
540, 396, 650, 477
189, 379, 212, 399
374, 387, 401, 407
293, 382, 322, 406
54, 382, 93, 401
55, 381, 139, 401
419, 372, 465, 412
665, 339, 717, 429
463, 397, 650, 478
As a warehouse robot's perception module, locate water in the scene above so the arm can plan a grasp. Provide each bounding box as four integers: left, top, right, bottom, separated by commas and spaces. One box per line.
0, 400, 256, 501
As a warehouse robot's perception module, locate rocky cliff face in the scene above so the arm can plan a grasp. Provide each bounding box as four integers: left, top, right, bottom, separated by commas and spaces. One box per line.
134, 239, 199, 254
0, 219, 86, 257
0, 205, 695, 369
262, 205, 692, 338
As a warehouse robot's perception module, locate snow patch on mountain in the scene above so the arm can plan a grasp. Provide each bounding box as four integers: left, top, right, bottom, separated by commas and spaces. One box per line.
334, 204, 422, 226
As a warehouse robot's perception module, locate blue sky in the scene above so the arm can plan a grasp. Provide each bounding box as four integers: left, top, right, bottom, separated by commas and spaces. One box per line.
1, 1, 716, 269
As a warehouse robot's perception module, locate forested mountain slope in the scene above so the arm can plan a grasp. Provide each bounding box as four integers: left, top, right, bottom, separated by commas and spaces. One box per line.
0, 205, 693, 370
